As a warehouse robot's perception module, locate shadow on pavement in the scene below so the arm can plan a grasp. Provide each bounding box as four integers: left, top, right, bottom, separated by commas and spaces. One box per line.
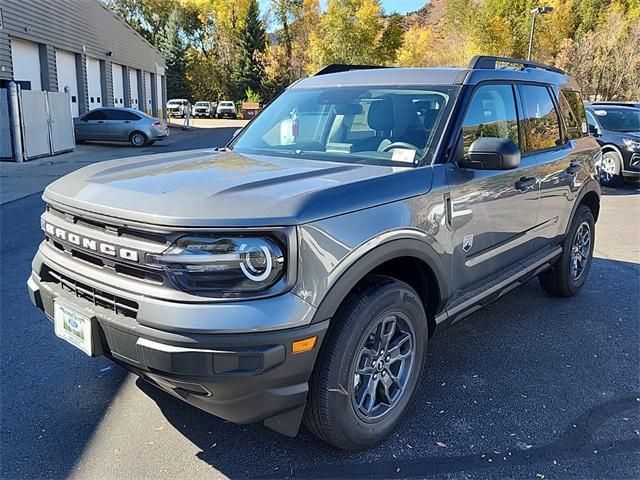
601, 183, 640, 196
137, 256, 640, 479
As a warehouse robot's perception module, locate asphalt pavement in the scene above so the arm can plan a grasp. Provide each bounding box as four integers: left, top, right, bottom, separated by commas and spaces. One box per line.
0, 130, 638, 479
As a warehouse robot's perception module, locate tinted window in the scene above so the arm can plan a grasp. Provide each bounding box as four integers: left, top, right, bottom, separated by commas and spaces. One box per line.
520, 85, 561, 152
462, 84, 519, 154
557, 90, 587, 140
83, 110, 106, 121
103, 110, 140, 121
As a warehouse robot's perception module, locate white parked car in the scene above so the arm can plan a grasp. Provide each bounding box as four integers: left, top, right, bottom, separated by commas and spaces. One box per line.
166, 99, 189, 118
193, 101, 215, 118
216, 101, 237, 119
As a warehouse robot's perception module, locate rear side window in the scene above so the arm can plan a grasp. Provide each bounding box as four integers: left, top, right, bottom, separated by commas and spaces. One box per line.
557, 90, 587, 140
103, 110, 140, 121
462, 84, 519, 154
520, 85, 562, 152
83, 110, 106, 121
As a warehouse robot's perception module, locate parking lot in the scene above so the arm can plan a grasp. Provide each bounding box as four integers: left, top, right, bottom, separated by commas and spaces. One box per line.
1, 127, 638, 479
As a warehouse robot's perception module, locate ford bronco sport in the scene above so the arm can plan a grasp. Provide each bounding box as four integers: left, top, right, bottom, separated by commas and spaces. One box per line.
28, 56, 601, 451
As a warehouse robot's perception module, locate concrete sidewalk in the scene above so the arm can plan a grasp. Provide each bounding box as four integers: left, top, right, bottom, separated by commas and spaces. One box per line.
0, 121, 245, 205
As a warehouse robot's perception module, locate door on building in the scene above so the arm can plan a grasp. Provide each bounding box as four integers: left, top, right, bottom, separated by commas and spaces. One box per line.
129, 69, 139, 109
112, 64, 124, 108
87, 57, 103, 111
56, 49, 79, 117
11, 38, 42, 91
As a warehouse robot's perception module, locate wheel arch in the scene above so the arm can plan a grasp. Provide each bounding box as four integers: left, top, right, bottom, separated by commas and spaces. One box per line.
569, 179, 601, 229
312, 238, 449, 338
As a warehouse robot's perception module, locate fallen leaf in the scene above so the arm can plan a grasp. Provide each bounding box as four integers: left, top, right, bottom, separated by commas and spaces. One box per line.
436, 441, 447, 448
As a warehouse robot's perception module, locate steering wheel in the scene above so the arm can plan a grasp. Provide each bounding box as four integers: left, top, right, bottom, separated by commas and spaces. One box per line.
380, 141, 419, 153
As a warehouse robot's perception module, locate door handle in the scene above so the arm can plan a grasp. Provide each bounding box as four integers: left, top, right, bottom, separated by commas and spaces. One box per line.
124, 120, 131, 124
515, 176, 536, 191
97, 121, 105, 124
567, 161, 581, 175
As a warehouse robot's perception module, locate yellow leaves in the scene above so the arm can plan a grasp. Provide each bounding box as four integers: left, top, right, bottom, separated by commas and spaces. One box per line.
396, 25, 436, 67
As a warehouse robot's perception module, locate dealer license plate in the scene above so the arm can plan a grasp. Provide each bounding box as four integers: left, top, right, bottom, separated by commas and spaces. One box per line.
54, 301, 93, 356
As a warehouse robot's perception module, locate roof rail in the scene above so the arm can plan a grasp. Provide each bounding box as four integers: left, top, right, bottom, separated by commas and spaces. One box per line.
313, 64, 388, 76
468, 55, 565, 75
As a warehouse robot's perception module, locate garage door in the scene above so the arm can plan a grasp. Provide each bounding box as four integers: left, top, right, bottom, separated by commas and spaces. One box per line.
143, 71, 152, 114
87, 57, 102, 111
56, 49, 79, 117
156, 73, 163, 117
11, 38, 42, 91
129, 69, 139, 109
112, 63, 124, 108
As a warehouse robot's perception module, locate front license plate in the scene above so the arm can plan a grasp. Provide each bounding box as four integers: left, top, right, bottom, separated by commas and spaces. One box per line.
54, 301, 93, 356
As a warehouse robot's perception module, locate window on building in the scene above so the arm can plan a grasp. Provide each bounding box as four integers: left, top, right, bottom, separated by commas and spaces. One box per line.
520, 85, 562, 152
461, 84, 519, 154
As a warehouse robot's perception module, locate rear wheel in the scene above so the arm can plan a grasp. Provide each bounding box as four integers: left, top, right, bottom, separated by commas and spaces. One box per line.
539, 205, 595, 297
129, 131, 147, 147
304, 275, 428, 450
599, 150, 623, 187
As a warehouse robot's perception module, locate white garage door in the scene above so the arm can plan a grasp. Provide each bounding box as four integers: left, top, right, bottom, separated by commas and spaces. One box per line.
86, 57, 102, 111
11, 38, 42, 91
56, 49, 79, 117
143, 72, 152, 114
112, 63, 124, 108
129, 69, 139, 109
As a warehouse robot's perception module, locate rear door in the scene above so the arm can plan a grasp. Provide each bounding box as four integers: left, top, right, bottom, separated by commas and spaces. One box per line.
445, 83, 540, 294
75, 110, 107, 140
103, 109, 141, 141
517, 84, 585, 248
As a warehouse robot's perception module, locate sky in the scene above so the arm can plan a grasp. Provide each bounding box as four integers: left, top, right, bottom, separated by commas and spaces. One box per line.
259, 0, 428, 19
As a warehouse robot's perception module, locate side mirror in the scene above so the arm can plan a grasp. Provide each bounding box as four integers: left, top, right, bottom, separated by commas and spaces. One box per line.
232, 128, 242, 139
458, 137, 521, 170
588, 124, 600, 137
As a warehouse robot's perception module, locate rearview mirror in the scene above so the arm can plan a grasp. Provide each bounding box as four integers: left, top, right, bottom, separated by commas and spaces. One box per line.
334, 104, 363, 116
588, 124, 600, 137
458, 138, 520, 170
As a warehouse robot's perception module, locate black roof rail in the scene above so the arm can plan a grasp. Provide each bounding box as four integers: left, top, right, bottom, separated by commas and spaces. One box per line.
313, 64, 388, 76
468, 55, 565, 75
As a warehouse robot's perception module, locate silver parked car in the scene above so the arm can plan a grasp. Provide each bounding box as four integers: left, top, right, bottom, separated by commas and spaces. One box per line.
74, 108, 170, 147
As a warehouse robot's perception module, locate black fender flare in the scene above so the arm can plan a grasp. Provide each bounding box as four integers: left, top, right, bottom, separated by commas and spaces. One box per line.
312, 238, 449, 324
567, 178, 601, 234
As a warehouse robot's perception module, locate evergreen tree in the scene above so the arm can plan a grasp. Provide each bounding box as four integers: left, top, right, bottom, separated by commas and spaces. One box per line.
162, 9, 191, 100
231, 0, 267, 100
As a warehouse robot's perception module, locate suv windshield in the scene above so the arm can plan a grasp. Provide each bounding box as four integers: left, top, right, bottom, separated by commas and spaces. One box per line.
196, 102, 209, 106
220, 102, 234, 107
232, 86, 456, 166
592, 108, 640, 133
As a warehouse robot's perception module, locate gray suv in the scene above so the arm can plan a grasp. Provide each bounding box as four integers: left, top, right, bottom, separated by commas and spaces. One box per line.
28, 56, 601, 451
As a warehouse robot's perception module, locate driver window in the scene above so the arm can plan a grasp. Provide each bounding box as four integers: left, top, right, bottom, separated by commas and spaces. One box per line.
462, 84, 519, 155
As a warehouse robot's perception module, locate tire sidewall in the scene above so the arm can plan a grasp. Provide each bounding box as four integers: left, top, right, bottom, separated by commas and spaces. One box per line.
325, 283, 427, 448
130, 132, 146, 147
560, 206, 595, 294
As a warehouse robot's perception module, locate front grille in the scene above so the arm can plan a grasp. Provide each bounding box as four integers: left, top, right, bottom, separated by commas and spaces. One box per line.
41, 266, 139, 319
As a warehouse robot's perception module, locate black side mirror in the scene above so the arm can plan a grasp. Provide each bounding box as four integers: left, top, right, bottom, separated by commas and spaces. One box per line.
458, 137, 521, 170
588, 124, 600, 136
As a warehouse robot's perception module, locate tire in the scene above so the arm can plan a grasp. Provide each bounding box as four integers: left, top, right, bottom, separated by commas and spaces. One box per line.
129, 131, 147, 147
304, 275, 428, 450
599, 150, 623, 187
539, 205, 595, 297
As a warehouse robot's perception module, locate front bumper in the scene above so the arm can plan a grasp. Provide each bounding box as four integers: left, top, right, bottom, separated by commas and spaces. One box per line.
27, 248, 328, 434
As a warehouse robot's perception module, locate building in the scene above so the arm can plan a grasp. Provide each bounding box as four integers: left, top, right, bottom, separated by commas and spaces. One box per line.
0, 0, 166, 118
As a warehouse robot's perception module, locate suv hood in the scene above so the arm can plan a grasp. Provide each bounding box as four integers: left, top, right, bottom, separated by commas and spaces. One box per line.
43, 150, 432, 227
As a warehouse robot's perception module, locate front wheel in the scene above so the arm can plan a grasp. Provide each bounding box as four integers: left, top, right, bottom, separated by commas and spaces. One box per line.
539, 205, 595, 297
304, 275, 428, 450
599, 150, 623, 187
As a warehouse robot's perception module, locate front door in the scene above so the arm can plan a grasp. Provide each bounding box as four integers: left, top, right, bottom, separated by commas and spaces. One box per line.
75, 110, 108, 140
445, 83, 539, 295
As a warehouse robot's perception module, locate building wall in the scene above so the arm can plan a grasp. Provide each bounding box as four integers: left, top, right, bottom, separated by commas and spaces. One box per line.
0, 0, 166, 117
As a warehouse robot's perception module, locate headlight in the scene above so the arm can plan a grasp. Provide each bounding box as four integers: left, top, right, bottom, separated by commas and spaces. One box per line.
623, 138, 640, 151
147, 236, 286, 296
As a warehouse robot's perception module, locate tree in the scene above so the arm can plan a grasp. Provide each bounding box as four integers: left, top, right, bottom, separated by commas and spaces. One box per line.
162, 9, 192, 100
308, 0, 404, 71
104, 0, 179, 46
231, 0, 267, 99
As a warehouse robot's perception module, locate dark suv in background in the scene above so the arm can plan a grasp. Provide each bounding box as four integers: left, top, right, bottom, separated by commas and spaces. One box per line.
585, 104, 640, 186
29, 56, 601, 450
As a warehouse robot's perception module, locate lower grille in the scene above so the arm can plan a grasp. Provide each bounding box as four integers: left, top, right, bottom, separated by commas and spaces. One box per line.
41, 266, 139, 319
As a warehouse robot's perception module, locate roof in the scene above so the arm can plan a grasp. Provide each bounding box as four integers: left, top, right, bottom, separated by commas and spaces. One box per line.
292, 64, 578, 91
